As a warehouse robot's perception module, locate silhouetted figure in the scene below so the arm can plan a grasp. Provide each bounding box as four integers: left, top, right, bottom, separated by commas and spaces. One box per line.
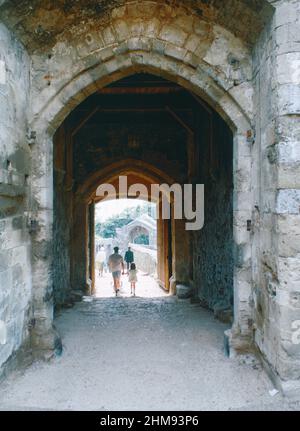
108, 247, 124, 296
124, 247, 134, 274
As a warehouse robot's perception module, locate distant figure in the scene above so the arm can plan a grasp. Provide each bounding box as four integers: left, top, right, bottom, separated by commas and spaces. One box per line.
128, 263, 138, 296
96, 246, 106, 277
124, 247, 134, 273
108, 247, 124, 296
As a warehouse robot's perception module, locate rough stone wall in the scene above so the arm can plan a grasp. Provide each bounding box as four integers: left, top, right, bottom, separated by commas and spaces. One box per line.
25, 0, 253, 131
25, 1, 255, 362
193, 112, 234, 316
0, 24, 31, 375
252, 0, 300, 386
53, 126, 72, 308
0, 1, 274, 53
4, 0, 293, 384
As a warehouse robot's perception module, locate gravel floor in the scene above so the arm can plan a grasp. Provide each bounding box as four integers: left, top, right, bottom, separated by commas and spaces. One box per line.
0, 289, 299, 411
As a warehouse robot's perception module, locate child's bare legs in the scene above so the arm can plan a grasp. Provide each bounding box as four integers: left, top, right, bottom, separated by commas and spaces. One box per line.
112, 272, 121, 295
131, 282, 136, 296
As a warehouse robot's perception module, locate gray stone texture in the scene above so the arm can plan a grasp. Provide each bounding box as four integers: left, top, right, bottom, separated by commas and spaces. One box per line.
0, 0, 299, 392
0, 23, 32, 376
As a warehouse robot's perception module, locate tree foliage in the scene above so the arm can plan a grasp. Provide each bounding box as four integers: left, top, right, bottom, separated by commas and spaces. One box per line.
96, 202, 153, 239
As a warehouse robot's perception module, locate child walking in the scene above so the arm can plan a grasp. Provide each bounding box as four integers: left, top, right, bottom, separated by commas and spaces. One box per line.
128, 263, 138, 296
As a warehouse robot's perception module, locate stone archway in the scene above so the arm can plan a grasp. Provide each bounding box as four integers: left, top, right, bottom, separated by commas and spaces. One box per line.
68, 158, 182, 298
129, 226, 151, 245
1, 0, 300, 397
26, 2, 255, 360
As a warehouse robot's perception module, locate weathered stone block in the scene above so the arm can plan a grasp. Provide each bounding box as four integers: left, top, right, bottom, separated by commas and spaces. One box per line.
185, 34, 200, 53
276, 189, 300, 215
278, 140, 300, 165
101, 26, 117, 46
150, 38, 165, 56
277, 53, 300, 86
278, 256, 300, 293
164, 43, 187, 61
176, 284, 193, 299
229, 82, 254, 122
233, 191, 253, 212
279, 234, 300, 258
112, 20, 129, 42
183, 52, 199, 68
277, 84, 300, 115
143, 18, 161, 38
277, 214, 300, 236
159, 25, 188, 47
128, 19, 147, 37
0, 60, 6, 85
275, 22, 300, 55
173, 15, 194, 33
278, 165, 300, 189
274, 1, 300, 28
98, 46, 115, 62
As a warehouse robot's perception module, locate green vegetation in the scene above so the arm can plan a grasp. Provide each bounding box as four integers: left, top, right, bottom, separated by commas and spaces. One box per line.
96, 202, 153, 239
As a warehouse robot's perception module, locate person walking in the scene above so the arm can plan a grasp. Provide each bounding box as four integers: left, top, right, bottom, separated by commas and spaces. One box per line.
128, 263, 138, 296
108, 247, 124, 296
124, 246, 134, 274
96, 245, 106, 277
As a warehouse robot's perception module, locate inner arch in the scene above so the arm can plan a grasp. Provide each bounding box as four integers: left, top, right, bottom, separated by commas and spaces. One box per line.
53, 72, 234, 321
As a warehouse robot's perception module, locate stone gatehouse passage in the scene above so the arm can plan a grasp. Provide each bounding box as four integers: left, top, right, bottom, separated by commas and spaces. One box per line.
1, 0, 300, 407
53, 73, 234, 323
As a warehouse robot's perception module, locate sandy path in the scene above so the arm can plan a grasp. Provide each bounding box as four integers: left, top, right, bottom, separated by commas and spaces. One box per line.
0, 289, 298, 411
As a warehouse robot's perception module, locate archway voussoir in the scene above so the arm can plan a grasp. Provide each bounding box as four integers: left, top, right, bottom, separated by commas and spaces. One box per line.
159, 24, 188, 48
183, 51, 200, 69
143, 17, 162, 39
112, 40, 129, 56
164, 42, 187, 62
98, 45, 117, 62
112, 19, 130, 43
101, 26, 118, 46
127, 37, 152, 52
127, 19, 149, 38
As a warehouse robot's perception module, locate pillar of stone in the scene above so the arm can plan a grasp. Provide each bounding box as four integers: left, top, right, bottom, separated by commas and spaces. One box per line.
172, 217, 191, 287
89, 202, 96, 295
30, 133, 61, 358
226, 131, 254, 354
249, 0, 300, 393
272, 0, 300, 390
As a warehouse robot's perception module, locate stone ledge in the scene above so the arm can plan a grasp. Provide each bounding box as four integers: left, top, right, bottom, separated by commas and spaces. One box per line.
176, 284, 193, 299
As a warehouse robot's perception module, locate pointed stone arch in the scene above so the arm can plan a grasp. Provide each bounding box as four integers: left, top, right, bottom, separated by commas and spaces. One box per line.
29, 3, 255, 358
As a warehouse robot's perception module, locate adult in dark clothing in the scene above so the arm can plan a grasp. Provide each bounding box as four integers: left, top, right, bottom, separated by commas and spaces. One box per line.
124, 247, 134, 273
